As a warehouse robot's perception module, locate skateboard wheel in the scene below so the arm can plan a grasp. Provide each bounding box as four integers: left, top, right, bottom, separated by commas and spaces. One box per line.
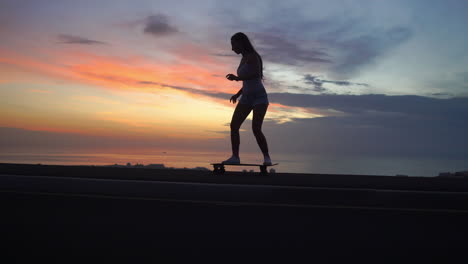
212, 164, 225, 175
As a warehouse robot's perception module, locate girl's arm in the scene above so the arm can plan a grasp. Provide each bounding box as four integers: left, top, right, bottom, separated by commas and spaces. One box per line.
230, 88, 243, 104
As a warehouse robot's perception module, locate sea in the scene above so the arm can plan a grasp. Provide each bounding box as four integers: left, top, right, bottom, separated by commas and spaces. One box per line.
0, 147, 466, 177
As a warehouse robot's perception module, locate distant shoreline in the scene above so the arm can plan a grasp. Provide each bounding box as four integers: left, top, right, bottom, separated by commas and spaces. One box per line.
1, 162, 468, 192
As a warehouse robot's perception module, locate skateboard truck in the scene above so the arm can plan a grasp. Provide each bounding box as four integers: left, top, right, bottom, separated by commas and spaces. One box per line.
211, 163, 278, 175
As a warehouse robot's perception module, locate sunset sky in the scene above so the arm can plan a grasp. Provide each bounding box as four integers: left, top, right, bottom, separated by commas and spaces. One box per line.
1, 0, 467, 161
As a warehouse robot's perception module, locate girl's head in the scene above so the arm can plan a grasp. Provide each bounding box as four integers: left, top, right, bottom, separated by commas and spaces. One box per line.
230, 32, 264, 79
231, 32, 254, 54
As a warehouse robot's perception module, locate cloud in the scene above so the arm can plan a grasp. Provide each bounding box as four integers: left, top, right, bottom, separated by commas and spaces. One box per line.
143, 14, 179, 37
268, 93, 468, 122
256, 108, 468, 160
278, 84, 327, 94
215, 4, 413, 79
215, 0, 412, 70
74, 70, 231, 100
303, 74, 369, 93
57, 34, 108, 45
304, 74, 369, 87
431, 92, 453, 97
251, 32, 332, 66
326, 26, 413, 78
303, 75, 327, 93
251, 92, 468, 161
138, 80, 231, 100
423, 71, 468, 98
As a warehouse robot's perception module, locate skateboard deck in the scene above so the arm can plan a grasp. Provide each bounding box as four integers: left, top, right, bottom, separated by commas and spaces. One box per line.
210, 163, 278, 175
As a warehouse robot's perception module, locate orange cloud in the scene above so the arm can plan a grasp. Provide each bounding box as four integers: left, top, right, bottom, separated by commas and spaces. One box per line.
0, 46, 237, 99
0, 48, 78, 82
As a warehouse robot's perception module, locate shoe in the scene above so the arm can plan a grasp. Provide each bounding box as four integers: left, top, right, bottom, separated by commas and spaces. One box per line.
222, 156, 240, 164
263, 156, 272, 166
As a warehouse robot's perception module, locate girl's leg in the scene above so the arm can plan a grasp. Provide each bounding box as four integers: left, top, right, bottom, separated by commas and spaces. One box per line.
252, 104, 270, 158
230, 103, 253, 157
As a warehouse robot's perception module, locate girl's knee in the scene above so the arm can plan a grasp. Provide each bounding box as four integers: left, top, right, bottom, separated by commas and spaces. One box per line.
252, 126, 262, 136
230, 123, 240, 131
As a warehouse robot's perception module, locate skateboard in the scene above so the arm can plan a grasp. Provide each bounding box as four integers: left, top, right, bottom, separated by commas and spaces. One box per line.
210, 163, 278, 175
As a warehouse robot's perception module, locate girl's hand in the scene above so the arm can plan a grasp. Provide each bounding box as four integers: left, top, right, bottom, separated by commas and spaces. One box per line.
230, 94, 239, 104
226, 74, 239, 81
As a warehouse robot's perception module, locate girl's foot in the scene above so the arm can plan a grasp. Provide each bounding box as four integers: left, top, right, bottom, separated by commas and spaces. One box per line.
222, 155, 240, 164
263, 155, 272, 166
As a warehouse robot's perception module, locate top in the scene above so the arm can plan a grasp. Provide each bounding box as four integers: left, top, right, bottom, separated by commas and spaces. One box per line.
236, 63, 269, 106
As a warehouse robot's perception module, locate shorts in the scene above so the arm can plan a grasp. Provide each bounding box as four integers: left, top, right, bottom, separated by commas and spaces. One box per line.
239, 93, 269, 107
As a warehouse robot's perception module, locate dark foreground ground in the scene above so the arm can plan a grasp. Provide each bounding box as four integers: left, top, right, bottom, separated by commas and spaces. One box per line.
2, 163, 468, 262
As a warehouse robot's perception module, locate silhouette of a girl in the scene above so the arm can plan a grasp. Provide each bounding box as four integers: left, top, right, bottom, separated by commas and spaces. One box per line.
223, 32, 272, 165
